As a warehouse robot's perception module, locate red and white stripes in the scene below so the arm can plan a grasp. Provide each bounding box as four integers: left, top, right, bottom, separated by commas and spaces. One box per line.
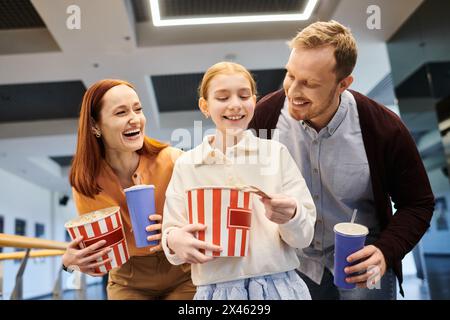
187, 188, 252, 257
66, 208, 130, 273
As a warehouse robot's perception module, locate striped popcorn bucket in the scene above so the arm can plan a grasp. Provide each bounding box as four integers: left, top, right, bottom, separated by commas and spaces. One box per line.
64, 206, 130, 273
186, 187, 253, 257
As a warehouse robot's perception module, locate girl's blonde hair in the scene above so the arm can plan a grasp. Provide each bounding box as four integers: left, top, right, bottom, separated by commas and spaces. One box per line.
198, 62, 257, 99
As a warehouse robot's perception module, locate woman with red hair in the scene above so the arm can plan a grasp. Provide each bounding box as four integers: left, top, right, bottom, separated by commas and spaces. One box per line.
62, 79, 195, 299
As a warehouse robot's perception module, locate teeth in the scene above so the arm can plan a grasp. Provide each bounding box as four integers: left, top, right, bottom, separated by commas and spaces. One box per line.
293, 100, 309, 106
124, 129, 140, 135
225, 115, 244, 120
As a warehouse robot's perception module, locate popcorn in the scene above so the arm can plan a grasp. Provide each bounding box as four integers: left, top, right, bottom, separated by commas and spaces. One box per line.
65, 206, 130, 273
65, 209, 115, 227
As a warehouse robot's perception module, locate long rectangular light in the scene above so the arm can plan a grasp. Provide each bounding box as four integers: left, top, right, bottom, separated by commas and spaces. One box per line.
150, 0, 318, 27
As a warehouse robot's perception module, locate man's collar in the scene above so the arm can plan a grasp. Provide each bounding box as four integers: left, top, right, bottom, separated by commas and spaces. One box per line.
325, 93, 348, 136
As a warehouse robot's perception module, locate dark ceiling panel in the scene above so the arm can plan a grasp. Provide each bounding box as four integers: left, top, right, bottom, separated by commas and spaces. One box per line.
152, 73, 203, 112
161, 0, 307, 18
0, 0, 46, 30
395, 62, 450, 99
50, 156, 73, 167
253, 69, 286, 98
0, 81, 86, 123
131, 0, 308, 22
152, 69, 285, 112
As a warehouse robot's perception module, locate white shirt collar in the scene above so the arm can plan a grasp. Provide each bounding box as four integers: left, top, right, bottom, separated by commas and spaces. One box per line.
196, 130, 259, 165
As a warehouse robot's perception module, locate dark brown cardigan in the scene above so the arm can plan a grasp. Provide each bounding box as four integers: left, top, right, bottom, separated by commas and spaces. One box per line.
248, 89, 435, 296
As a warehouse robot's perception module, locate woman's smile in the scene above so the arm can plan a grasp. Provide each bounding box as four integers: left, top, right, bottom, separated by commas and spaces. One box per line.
122, 128, 142, 142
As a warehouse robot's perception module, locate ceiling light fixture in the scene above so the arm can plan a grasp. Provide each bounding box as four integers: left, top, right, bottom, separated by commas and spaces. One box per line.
150, 0, 318, 27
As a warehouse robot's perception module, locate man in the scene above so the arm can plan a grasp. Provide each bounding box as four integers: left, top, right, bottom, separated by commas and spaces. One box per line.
248, 20, 434, 300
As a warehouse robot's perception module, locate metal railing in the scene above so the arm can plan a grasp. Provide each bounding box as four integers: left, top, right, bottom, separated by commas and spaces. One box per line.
0, 233, 87, 300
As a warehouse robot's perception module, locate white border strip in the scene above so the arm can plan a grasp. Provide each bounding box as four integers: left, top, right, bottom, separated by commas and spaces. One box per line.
150, 0, 318, 27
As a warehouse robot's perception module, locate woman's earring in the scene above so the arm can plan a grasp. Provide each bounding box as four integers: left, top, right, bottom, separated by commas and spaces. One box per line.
204, 113, 209, 119
95, 131, 101, 138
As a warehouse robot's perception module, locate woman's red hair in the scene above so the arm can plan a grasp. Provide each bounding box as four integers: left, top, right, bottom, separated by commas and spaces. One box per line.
70, 79, 168, 198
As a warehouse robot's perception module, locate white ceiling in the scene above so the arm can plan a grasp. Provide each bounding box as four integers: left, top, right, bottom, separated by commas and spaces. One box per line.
0, 0, 424, 194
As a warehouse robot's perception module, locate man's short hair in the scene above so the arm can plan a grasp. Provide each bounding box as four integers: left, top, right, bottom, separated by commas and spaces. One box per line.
289, 20, 358, 80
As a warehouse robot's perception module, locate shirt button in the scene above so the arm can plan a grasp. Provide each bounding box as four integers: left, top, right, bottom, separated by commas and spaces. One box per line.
317, 218, 322, 224
313, 168, 319, 174
313, 195, 319, 200
315, 241, 321, 246
312, 140, 318, 145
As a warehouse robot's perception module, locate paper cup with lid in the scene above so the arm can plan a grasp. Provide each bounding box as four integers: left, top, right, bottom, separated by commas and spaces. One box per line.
333, 222, 369, 289
124, 184, 157, 247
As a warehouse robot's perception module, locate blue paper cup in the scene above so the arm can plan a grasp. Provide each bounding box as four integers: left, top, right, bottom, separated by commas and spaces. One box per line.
124, 184, 158, 248
333, 222, 369, 289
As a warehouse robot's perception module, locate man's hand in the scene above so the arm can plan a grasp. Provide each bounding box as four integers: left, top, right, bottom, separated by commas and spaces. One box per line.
344, 245, 387, 288
260, 194, 297, 224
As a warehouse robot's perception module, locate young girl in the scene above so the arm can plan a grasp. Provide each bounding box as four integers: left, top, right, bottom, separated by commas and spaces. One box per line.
161, 62, 316, 300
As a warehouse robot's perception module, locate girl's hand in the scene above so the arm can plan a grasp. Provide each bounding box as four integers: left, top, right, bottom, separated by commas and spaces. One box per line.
261, 194, 297, 224
146, 214, 162, 253
166, 224, 222, 264
62, 237, 112, 277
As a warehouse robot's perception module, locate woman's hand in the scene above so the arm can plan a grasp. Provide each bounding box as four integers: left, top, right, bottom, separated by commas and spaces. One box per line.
166, 224, 222, 264
260, 194, 297, 224
62, 237, 112, 277
146, 214, 162, 253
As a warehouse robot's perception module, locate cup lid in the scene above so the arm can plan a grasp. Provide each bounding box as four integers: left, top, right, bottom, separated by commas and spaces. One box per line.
124, 184, 155, 192
64, 206, 120, 228
334, 222, 369, 237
